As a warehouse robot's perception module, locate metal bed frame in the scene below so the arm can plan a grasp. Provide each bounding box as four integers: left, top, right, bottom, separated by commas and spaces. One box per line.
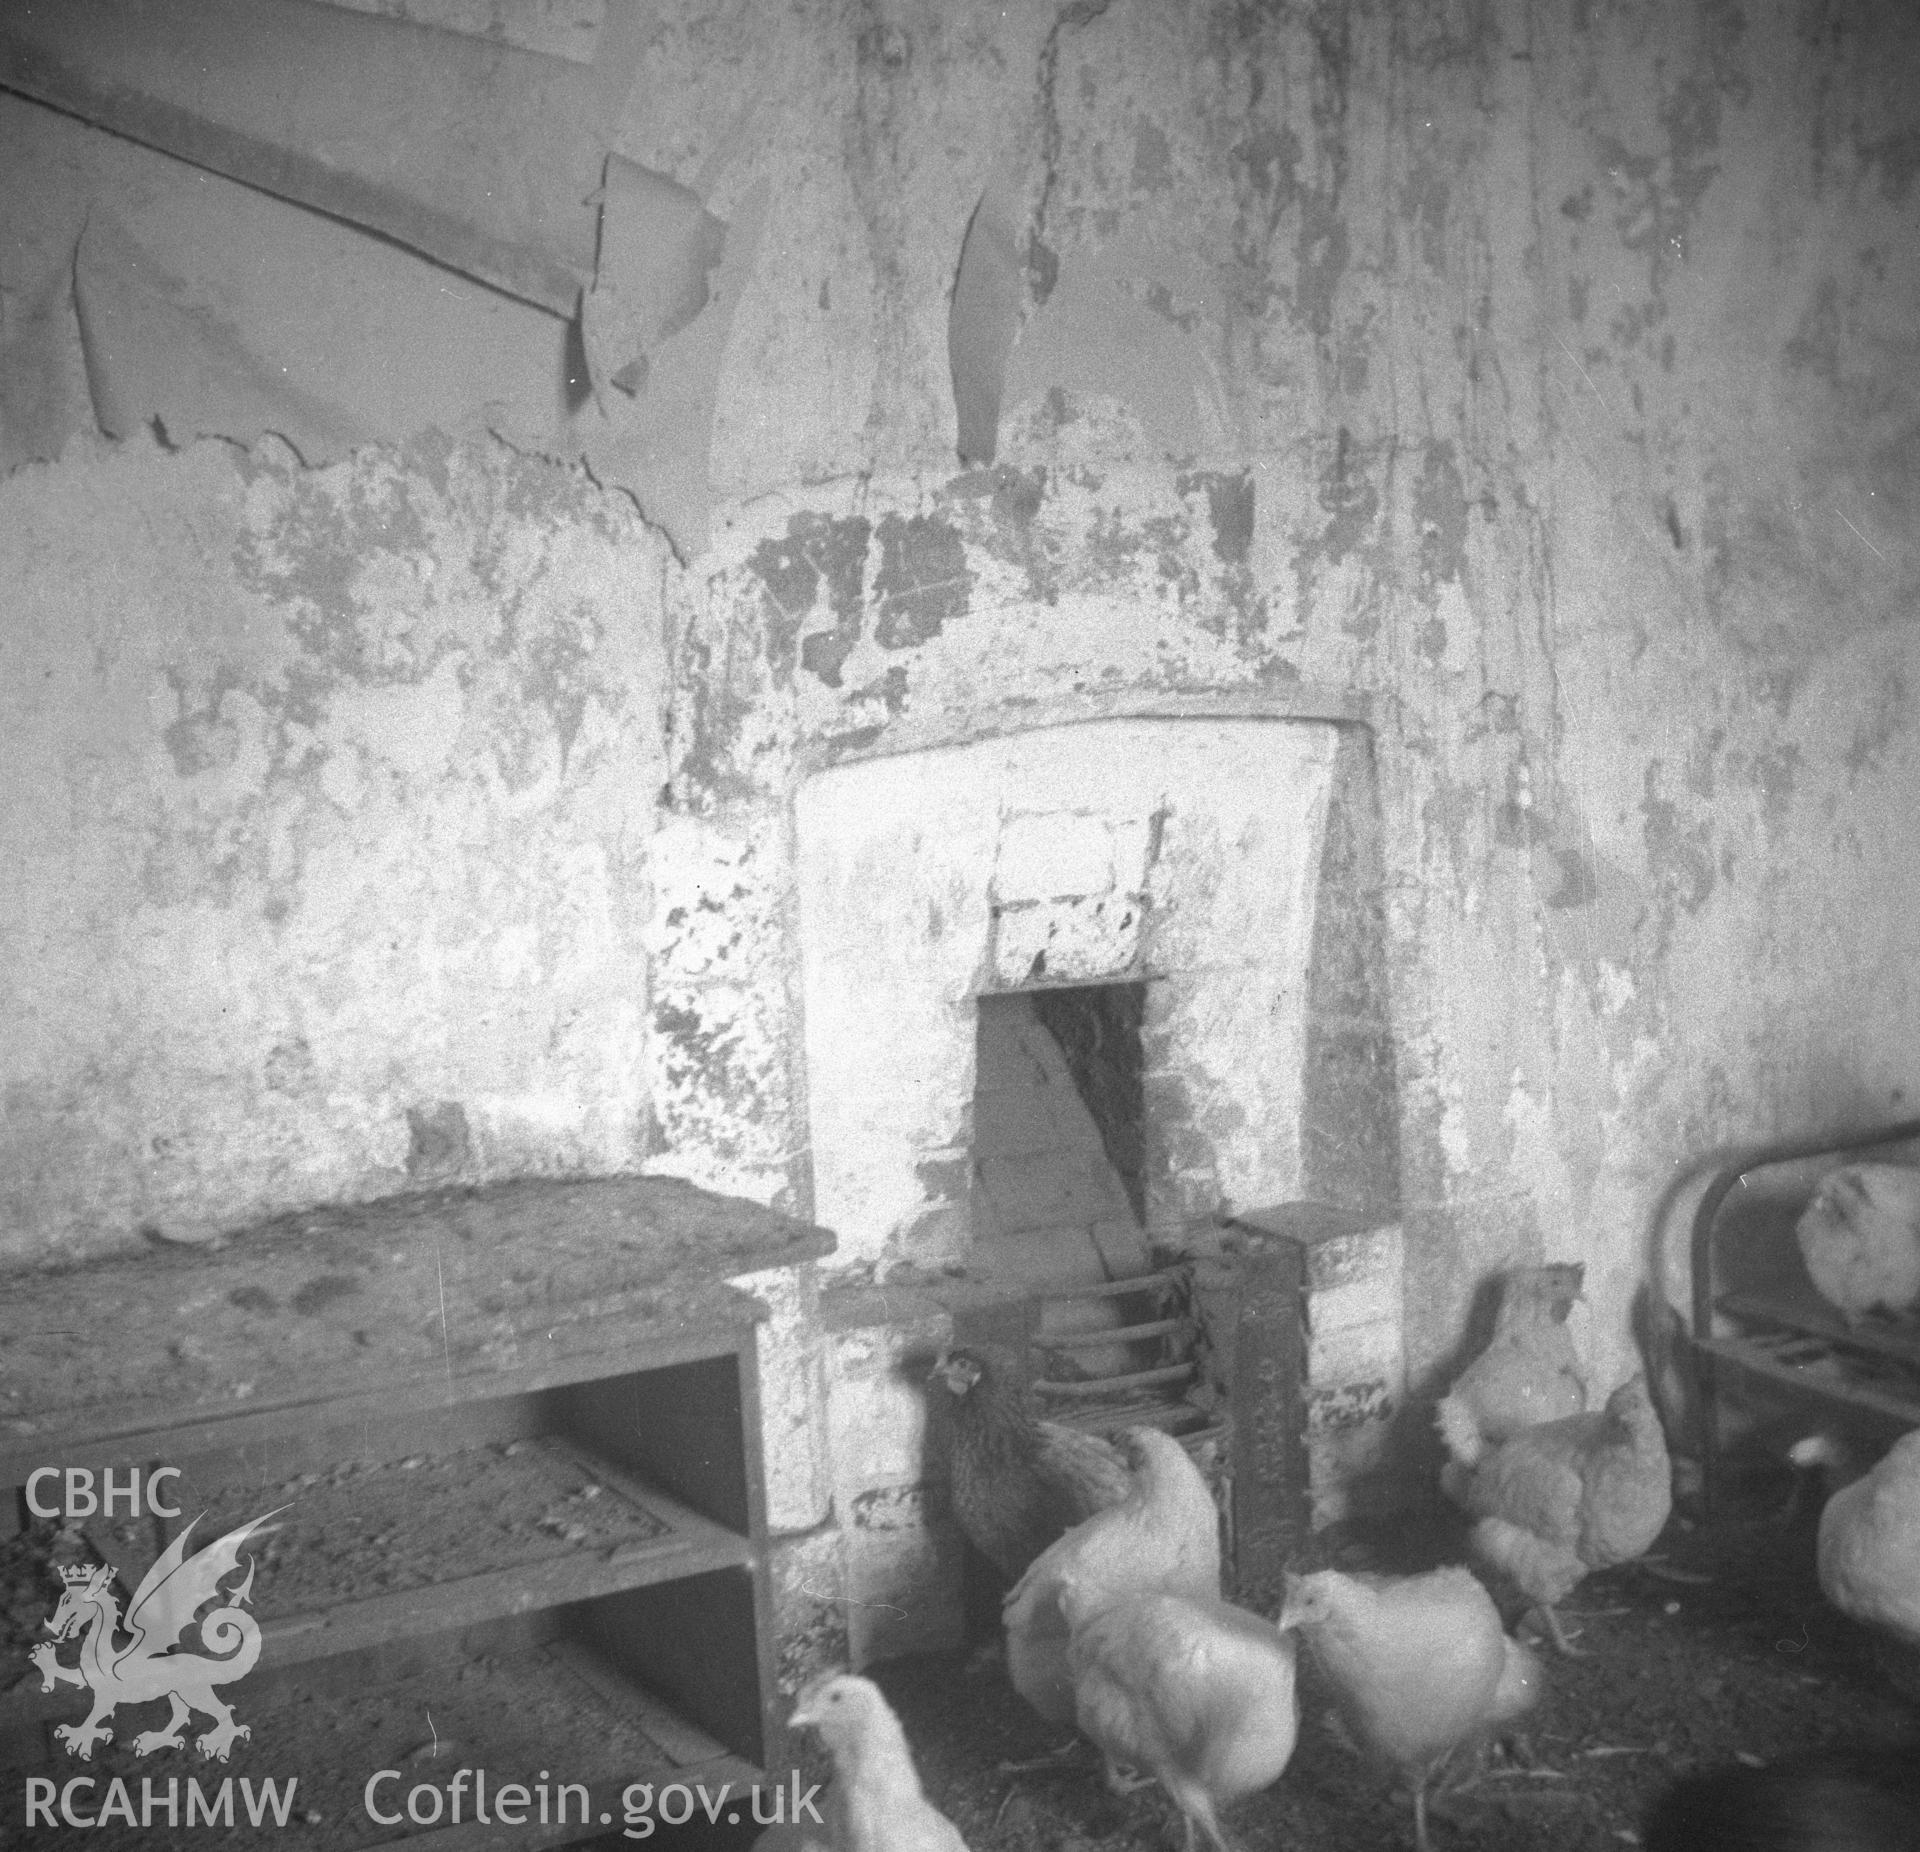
1687, 1115, 1920, 1507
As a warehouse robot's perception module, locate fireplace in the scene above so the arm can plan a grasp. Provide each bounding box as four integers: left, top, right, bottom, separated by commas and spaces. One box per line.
782, 711, 1404, 1667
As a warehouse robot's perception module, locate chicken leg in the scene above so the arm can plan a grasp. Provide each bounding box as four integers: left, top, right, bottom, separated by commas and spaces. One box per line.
1165, 1784, 1234, 1852
994, 1737, 1092, 1775
1534, 1603, 1586, 1657
1414, 1785, 1432, 1852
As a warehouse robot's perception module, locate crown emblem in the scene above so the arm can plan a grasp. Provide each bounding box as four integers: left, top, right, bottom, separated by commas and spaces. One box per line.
58, 1563, 99, 1585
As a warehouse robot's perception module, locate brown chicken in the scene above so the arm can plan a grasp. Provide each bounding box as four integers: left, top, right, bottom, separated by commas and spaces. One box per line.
1002, 1426, 1222, 1726
929, 1346, 1132, 1582
1061, 1574, 1299, 1852
1278, 1566, 1531, 1852
1442, 1373, 1672, 1655
1435, 1263, 1587, 1465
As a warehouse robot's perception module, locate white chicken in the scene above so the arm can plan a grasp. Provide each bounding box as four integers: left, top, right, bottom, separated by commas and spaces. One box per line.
1435, 1263, 1588, 1465
1060, 1573, 1299, 1852
1788, 1428, 1920, 1695
1487, 1629, 1544, 1736
1795, 1162, 1920, 1324
1278, 1565, 1533, 1852
1002, 1426, 1221, 1727
782, 1674, 970, 1852
1436, 1627, 1544, 1801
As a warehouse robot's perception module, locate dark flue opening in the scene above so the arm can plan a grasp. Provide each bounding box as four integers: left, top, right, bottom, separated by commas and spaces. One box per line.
1028, 982, 1147, 1226
970, 983, 1149, 1274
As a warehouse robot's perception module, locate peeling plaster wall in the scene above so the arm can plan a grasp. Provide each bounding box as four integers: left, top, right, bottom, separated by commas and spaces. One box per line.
649, 0, 1920, 1407
3, 0, 1919, 1559
0, 435, 667, 1260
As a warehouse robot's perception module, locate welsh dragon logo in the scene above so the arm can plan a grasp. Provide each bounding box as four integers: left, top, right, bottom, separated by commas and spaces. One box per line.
30, 1508, 283, 1762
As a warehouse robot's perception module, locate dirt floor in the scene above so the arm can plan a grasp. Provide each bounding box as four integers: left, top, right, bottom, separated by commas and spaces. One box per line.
709, 1461, 1918, 1852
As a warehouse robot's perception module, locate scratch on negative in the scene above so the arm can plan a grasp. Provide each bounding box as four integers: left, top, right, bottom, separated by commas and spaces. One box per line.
432, 1235, 453, 1391
1838, 511, 1887, 561
875, 574, 975, 612
797, 1580, 908, 1619
1554, 333, 1608, 409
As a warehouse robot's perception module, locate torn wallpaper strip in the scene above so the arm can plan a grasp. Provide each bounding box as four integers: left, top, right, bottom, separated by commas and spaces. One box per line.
1, 93, 756, 561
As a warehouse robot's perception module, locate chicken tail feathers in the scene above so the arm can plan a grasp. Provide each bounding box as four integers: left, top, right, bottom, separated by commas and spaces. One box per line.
1471, 1514, 1582, 1610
